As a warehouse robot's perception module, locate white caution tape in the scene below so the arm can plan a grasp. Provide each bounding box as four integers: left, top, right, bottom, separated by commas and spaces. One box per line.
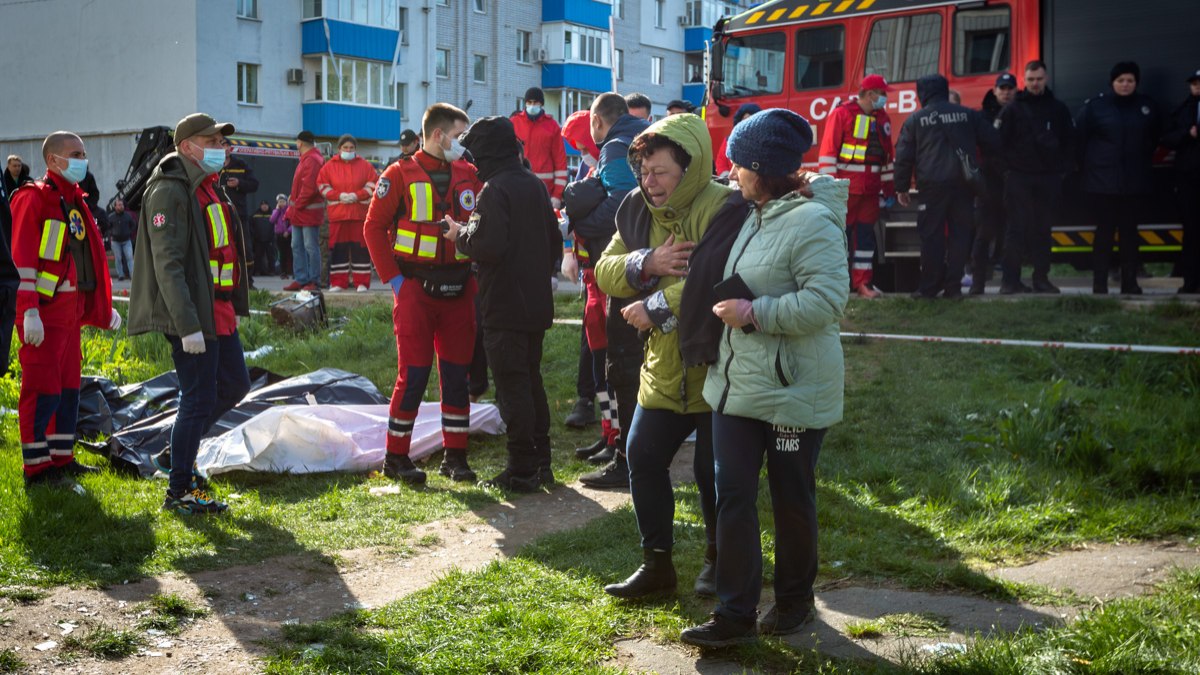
553, 319, 1198, 355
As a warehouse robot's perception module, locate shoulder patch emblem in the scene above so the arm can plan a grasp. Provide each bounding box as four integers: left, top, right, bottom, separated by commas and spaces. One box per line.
883, 122, 892, 137
152, 213, 167, 229
375, 177, 390, 198
459, 189, 476, 211
67, 209, 86, 240
1141, 105, 1151, 116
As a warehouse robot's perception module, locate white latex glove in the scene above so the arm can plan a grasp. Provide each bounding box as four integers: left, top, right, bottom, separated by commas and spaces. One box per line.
560, 252, 578, 280
181, 331, 207, 354
339, 192, 357, 204
551, 197, 562, 210
22, 309, 44, 347
108, 308, 122, 331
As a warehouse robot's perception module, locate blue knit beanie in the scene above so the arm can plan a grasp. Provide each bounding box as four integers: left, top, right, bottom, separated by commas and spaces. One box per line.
725, 108, 813, 177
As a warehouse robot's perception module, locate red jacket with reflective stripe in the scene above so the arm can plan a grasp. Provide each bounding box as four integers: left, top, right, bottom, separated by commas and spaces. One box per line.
817, 99, 895, 197
510, 111, 568, 199
286, 147, 326, 226
363, 150, 482, 283
316, 156, 379, 222
9, 172, 111, 326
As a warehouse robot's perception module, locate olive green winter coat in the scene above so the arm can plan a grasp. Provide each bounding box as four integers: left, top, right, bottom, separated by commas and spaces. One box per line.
594, 114, 736, 414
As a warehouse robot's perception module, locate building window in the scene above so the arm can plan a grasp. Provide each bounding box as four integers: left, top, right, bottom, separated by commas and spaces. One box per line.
473, 0, 485, 12
561, 90, 597, 118
614, 0, 624, 20
655, 0, 665, 28
795, 24, 844, 90
651, 56, 663, 85
473, 55, 487, 83
237, 63, 259, 104
561, 25, 610, 66
517, 30, 532, 63
615, 48, 624, 81
436, 49, 450, 78
397, 82, 407, 118
313, 56, 403, 109
305, 0, 402, 29
436, 0, 449, 6
865, 13, 942, 83
398, 7, 408, 42
685, 54, 703, 83
237, 0, 258, 19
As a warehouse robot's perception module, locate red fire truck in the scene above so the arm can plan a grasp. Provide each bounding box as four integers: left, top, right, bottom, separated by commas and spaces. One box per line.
705, 0, 1198, 290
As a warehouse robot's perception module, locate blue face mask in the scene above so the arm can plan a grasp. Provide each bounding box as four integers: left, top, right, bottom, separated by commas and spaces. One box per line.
525, 104, 543, 117
199, 147, 225, 174
56, 155, 88, 184
875, 94, 888, 111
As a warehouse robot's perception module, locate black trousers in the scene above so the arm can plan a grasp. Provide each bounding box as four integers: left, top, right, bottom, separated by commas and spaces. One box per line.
254, 238, 276, 275
1089, 193, 1144, 292
468, 297, 489, 397
1002, 171, 1060, 285
1177, 171, 1200, 290
970, 173, 1006, 278
916, 184, 975, 297
483, 328, 550, 476
0, 283, 14, 378
713, 413, 825, 622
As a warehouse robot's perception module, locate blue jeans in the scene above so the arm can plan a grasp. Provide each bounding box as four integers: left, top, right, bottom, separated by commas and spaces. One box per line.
112, 239, 134, 278
626, 405, 716, 552
713, 412, 825, 622
291, 225, 322, 286
166, 331, 251, 495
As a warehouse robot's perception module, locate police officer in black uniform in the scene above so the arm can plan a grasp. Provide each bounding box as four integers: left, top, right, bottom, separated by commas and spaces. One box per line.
969, 72, 1017, 294
1163, 69, 1200, 293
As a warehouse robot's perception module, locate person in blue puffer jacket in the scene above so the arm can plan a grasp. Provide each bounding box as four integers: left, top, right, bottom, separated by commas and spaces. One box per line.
681, 109, 850, 648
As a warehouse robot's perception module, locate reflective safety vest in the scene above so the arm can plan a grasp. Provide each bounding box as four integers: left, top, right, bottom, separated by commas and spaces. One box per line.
204, 201, 238, 292
839, 114, 875, 163
389, 158, 477, 267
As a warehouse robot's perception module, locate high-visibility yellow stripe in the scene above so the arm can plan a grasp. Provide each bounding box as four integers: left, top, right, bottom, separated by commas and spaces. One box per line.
768, 7, 787, 20
858, 0, 877, 8
811, 2, 832, 16
39, 219, 66, 261
210, 260, 219, 284
410, 183, 433, 222
1052, 233, 1073, 246
1141, 230, 1165, 245
852, 114, 872, 139
417, 234, 438, 258
219, 262, 234, 287
35, 271, 59, 297
206, 204, 229, 248
789, 5, 810, 18
745, 10, 765, 24
835, 0, 855, 12
1080, 232, 1094, 244
394, 229, 417, 254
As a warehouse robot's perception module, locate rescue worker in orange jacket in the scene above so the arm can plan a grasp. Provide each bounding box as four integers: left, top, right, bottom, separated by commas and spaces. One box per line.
364, 103, 483, 486
317, 134, 378, 292
511, 87, 568, 209
818, 74, 896, 298
12, 131, 120, 487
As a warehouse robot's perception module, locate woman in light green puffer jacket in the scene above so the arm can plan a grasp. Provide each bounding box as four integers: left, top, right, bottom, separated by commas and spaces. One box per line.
682, 109, 850, 649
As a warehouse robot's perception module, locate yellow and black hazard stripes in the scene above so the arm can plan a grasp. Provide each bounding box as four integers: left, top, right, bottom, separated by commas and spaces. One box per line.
1050, 225, 1183, 254
727, 0, 959, 31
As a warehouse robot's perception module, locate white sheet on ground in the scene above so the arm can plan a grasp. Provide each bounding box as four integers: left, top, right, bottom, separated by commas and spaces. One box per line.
196, 402, 503, 475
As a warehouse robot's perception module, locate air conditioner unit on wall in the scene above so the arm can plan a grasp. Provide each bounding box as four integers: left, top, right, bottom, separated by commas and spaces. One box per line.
534, 48, 548, 62
286, 68, 305, 85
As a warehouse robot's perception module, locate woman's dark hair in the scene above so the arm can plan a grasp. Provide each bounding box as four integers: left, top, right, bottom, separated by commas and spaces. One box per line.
629, 133, 691, 173
756, 172, 813, 200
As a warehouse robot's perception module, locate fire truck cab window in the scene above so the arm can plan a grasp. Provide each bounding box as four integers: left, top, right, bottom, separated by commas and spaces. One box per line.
953, 7, 1010, 76
794, 25, 844, 91
864, 13, 942, 83
721, 31, 786, 98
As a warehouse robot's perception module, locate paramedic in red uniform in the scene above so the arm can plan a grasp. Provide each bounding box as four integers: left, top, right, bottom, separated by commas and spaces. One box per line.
317, 134, 378, 292
12, 131, 120, 487
364, 103, 483, 486
511, 87, 568, 209
817, 74, 895, 299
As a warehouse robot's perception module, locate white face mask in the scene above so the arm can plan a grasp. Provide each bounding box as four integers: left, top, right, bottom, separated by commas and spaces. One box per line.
340, 151, 356, 161
443, 137, 466, 162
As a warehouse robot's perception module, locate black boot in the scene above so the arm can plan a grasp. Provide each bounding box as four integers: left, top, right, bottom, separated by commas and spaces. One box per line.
605, 549, 677, 599
694, 543, 717, 598
579, 453, 629, 489
383, 453, 427, 485
587, 444, 616, 465
574, 437, 606, 460
438, 448, 476, 482
564, 397, 596, 428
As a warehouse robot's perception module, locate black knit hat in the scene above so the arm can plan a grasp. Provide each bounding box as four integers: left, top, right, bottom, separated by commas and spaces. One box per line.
524, 87, 544, 103
1110, 61, 1140, 83
337, 134, 357, 148
726, 109, 813, 177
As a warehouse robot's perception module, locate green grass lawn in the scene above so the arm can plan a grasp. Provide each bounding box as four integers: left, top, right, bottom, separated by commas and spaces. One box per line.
3, 293, 1199, 673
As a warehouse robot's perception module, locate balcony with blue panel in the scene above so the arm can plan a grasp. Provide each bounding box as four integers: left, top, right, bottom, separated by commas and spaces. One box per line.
684, 27, 713, 53
302, 19, 399, 62
682, 83, 706, 107
542, 0, 611, 31
542, 63, 612, 93
303, 103, 401, 142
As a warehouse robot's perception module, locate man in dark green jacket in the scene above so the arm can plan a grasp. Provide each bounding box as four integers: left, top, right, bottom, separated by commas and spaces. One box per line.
128, 113, 251, 516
